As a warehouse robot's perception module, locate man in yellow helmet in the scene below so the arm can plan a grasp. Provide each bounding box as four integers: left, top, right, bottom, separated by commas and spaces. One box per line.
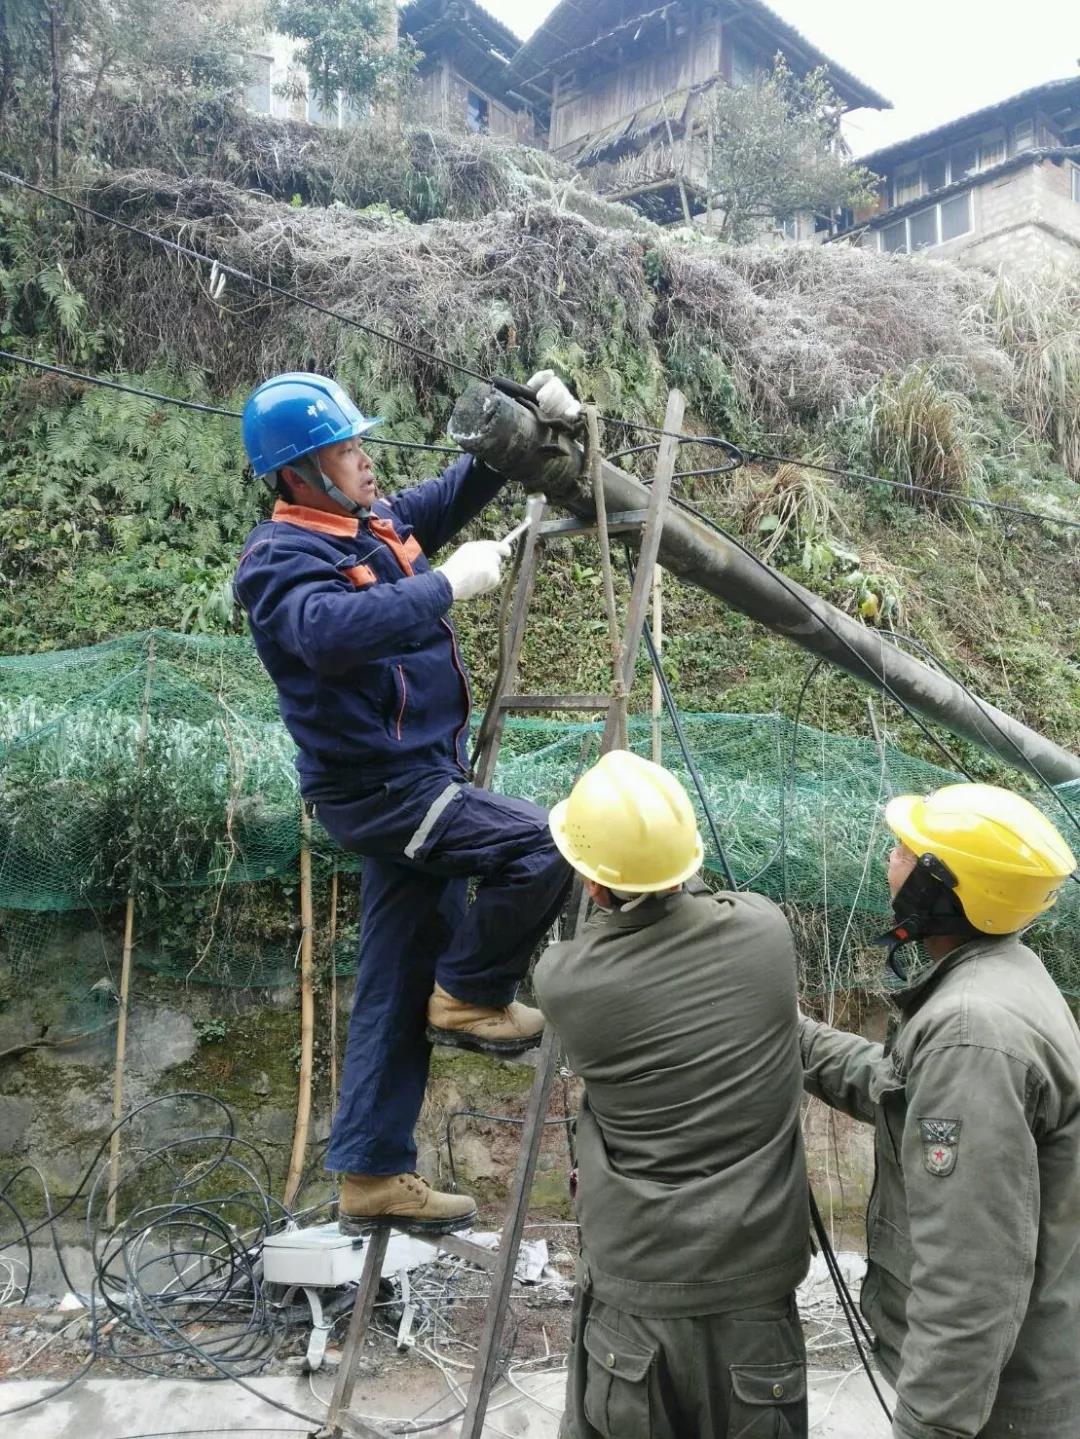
533, 750, 811, 1439
801, 782, 1080, 1439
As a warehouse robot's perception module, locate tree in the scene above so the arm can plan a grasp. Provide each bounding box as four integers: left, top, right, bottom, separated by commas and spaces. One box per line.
0, 0, 259, 177
701, 56, 878, 243
268, 0, 417, 114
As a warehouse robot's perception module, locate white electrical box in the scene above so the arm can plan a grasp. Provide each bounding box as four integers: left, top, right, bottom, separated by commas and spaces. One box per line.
263, 1223, 370, 1288
262, 1223, 438, 1288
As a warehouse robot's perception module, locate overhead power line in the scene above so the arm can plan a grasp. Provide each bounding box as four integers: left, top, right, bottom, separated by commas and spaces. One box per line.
0, 169, 489, 384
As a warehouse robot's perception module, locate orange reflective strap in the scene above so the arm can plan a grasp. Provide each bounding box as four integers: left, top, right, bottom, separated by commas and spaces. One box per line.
271, 500, 359, 538
369, 516, 422, 575
343, 565, 377, 589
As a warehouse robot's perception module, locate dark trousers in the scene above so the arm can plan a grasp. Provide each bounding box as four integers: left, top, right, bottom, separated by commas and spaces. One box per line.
562, 1284, 808, 1439
316, 770, 571, 1175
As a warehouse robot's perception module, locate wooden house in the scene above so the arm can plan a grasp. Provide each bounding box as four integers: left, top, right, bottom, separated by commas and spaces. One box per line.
512, 0, 889, 224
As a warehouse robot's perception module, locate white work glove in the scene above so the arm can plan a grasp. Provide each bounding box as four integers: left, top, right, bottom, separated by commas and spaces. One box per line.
527, 369, 582, 423
436, 539, 511, 602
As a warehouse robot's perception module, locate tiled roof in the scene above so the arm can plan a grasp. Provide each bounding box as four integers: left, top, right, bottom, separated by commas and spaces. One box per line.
859, 77, 1080, 169
514, 0, 889, 111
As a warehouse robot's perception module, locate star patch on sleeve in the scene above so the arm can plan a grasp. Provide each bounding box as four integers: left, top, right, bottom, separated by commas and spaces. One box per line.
918, 1118, 961, 1177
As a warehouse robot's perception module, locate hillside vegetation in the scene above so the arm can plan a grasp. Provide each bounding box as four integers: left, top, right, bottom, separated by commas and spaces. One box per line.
2, 99, 1080, 771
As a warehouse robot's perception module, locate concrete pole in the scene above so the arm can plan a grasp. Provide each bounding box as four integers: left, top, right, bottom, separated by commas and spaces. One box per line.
449, 384, 1080, 787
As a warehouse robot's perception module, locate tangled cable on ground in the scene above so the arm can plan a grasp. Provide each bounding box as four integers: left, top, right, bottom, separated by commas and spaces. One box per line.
0, 1093, 574, 1436
0, 1093, 334, 1426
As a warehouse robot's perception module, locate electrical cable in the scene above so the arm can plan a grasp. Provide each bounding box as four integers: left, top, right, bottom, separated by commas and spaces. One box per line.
605, 429, 1080, 805
5, 163, 1080, 539
738, 657, 826, 894
621, 545, 891, 1422
662, 488, 976, 779
0, 1092, 556, 1437
621, 545, 738, 888
0, 1094, 334, 1429
885, 629, 1080, 853
444, 1110, 571, 1193
605, 416, 1080, 533
808, 1189, 893, 1423
745, 447, 1080, 534
0, 170, 489, 384
0, 350, 461, 455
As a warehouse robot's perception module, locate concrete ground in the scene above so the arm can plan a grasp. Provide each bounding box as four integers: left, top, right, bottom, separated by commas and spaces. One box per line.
3, 1365, 897, 1437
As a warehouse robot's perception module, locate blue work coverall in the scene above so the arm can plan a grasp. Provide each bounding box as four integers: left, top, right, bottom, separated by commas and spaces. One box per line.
234, 456, 570, 1175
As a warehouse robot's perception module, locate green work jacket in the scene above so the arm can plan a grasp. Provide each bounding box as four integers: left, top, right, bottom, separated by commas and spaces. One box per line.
800, 934, 1080, 1439
534, 887, 811, 1317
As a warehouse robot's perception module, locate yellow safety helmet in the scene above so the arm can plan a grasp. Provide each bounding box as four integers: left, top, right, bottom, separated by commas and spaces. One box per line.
885, 783, 1076, 935
548, 750, 705, 892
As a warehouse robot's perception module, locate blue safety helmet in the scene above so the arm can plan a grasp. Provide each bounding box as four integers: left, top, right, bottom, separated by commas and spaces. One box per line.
241, 372, 381, 479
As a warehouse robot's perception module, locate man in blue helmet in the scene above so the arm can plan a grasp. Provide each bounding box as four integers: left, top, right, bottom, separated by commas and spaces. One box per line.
234, 371, 575, 1235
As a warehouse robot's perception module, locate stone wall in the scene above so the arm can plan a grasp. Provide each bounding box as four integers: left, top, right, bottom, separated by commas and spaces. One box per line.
0, 955, 883, 1294
855, 159, 1080, 274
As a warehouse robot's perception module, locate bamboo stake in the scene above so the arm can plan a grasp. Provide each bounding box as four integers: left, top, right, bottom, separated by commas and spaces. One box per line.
651, 564, 664, 764
106, 636, 155, 1229
284, 805, 315, 1210
329, 868, 339, 1122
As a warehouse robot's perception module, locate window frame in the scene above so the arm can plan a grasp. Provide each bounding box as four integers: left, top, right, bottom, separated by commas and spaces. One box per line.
466, 88, 491, 133
892, 164, 923, 207
977, 129, 1006, 171
306, 80, 342, 128
878, 190, 972, 254
1012, 117, 1036, 154
244, 53, 273, 116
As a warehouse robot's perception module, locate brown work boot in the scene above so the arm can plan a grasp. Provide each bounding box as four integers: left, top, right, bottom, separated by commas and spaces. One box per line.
426, 982, 545, 1056
337, 1172, 477, 1237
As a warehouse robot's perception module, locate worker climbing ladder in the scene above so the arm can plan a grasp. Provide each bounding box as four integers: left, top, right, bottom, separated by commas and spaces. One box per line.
316, 389, 685, 1439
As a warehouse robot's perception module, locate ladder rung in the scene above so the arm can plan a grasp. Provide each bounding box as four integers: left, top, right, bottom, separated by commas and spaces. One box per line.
435, 1232, 499, 1272
499, 693, 611, 711
539, 508, 648, 539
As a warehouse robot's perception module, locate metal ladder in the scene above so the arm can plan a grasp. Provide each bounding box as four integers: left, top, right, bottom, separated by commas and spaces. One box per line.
316, 390, 685, 1439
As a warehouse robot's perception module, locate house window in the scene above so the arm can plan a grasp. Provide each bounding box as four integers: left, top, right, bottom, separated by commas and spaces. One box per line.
893, 166, 922, 206
881, 219, 907, 253
466, 90, 490, 133
978, 132, 1006, 170
730, 40, 758, 87
244, 54, 272, 114
924, 153, 948, 193
950, 142, 979, 181
879, 192, 972, 254
307, 83, 339, 127
777, 215, 798, 241
940, 191, 973, 241
908, 206, 938, 252
1013, 118, 1036, 153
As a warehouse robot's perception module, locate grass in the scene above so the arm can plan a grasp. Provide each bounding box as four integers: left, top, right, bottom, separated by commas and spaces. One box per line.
986, 270, 1080, 481
736, 461, 843, 562
857, 362, 988, 511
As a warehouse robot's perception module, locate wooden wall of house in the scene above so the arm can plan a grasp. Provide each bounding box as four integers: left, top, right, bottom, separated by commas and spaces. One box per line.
551, 16, 727, 152
414, 63, 534, 143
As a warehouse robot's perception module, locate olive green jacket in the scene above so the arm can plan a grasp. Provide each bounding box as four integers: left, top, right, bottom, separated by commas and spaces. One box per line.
534, 887, 810, 1317
801, 934, 1080, 1439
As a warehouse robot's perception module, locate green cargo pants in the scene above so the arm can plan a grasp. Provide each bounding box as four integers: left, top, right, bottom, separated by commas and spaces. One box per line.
561, 1287, 807, 1439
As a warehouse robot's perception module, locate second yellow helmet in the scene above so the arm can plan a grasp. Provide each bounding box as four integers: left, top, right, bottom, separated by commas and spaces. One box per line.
548, 749, 705, 892
886, 783, 1076, 935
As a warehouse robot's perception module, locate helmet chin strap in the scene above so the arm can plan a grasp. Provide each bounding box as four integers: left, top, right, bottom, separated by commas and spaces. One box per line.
876, 852, 976, 979
274, 455, 371, 517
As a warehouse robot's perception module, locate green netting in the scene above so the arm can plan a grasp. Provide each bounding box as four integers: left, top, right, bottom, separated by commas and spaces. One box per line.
3, 630, 1079, 996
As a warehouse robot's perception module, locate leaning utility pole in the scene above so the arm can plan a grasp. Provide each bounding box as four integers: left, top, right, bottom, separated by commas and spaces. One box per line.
449, 384, 1080, 787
